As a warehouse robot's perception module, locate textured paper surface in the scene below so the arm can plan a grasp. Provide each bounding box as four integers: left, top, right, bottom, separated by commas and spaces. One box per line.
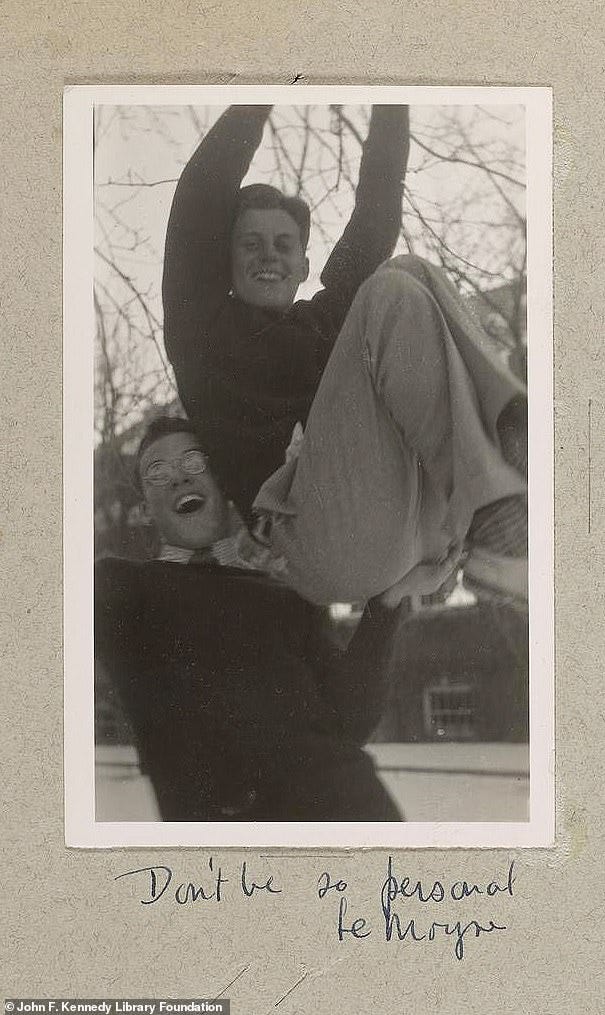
2, 1, 603, 1011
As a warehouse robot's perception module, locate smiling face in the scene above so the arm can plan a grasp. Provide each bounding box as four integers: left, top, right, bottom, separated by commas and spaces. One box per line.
139, 431, 230, 550
231, 208, 309, 311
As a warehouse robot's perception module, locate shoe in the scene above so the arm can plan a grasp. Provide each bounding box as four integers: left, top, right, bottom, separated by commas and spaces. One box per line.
463, 393, 528, 603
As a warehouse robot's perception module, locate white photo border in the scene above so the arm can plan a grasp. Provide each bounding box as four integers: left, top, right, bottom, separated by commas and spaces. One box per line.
64, 84, 554, 848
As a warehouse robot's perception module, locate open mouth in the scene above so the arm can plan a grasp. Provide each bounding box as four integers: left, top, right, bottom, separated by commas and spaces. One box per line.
254, 271, 286, 282
174, 493, 206, 515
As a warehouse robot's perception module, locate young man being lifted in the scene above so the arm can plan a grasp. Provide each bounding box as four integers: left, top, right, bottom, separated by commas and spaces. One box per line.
163, 104, 527, 607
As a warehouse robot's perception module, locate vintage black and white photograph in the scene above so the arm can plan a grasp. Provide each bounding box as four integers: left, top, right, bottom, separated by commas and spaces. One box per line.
64, 85, 553, 847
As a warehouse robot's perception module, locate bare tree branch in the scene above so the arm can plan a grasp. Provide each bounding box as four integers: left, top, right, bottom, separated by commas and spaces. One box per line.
97, 177, 180, 188
94, 245, 175, 392
411, 132, 525, 189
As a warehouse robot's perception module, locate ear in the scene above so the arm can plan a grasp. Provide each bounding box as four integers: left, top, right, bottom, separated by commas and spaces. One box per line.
301, 257, 310, 283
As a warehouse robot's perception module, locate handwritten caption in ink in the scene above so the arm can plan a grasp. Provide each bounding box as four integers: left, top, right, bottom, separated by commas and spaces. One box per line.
114, 857, 516, 961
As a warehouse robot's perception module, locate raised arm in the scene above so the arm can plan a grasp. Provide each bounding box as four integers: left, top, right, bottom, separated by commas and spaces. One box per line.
319, 105, 410, 300
313, 600, 405, 745
162, 105, 272, 361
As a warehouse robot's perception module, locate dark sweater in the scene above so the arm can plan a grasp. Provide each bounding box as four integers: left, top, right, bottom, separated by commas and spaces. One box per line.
162, 105, 409, 517
95, 558, 401, 821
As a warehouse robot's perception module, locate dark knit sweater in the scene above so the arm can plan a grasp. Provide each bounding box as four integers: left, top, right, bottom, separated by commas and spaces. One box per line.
162, 105, 409, 517
95, 558, 401, 821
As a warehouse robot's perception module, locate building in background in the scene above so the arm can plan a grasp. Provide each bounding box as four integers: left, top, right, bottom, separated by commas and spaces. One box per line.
94, 270, 528, 752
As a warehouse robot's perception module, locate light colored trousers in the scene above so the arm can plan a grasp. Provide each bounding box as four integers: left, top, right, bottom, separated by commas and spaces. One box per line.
253, 256, 527, 605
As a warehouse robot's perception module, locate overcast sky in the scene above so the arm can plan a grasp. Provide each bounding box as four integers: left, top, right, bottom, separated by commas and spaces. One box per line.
94, 103, 526, 435
95, 103, 525, 298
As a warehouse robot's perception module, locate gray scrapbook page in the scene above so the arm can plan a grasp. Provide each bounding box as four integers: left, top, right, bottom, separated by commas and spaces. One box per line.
2, 3, 604, 1012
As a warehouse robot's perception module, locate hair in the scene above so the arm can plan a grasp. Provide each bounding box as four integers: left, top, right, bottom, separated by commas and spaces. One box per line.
134, 415, 205, 492
234, 184, 311, 250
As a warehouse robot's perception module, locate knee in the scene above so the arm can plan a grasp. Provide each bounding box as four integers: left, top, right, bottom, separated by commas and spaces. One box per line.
359, 258, 442, 342
383, 255, 430, 280
341, 257, 445, 372
359, 254, 433, 307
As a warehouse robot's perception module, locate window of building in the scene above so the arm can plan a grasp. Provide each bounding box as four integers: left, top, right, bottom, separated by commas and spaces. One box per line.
423, 683, 477, 741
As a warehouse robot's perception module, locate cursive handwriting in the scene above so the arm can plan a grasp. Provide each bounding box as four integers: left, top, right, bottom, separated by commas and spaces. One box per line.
379, 856, 515, 959
240, 860, 281, 897
114, 858, 280, 905
113, 856, 517, 960
114, 861, 228, 905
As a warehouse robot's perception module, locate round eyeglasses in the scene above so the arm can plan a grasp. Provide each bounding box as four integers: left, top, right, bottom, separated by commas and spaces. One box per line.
142, 449, 209, 486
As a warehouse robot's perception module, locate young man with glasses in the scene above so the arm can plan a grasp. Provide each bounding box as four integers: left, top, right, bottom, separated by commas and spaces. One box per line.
95, 417, 407, 822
